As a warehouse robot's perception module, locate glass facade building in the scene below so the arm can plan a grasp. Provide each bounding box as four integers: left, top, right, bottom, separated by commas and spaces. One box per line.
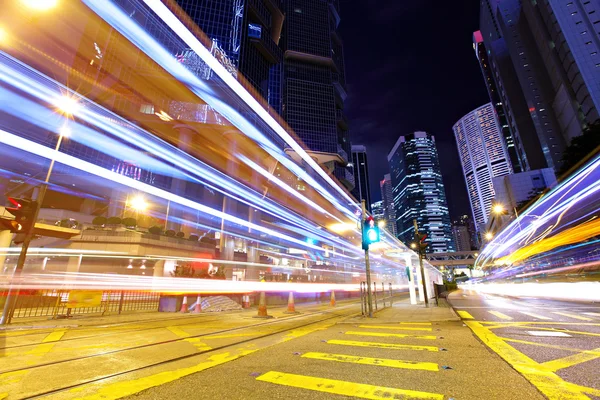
350, 145, 371, 211
454, 103, 513, 231
380, 174, 397, 237
371, 200, 384, 222
387, 132, 454, 253
280, 0, 353, 189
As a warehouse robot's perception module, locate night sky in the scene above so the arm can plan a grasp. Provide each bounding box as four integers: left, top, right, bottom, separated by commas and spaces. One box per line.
340, 1, 489, 220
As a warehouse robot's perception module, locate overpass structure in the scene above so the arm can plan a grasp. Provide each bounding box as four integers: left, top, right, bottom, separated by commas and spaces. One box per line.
425, 251, 478, 267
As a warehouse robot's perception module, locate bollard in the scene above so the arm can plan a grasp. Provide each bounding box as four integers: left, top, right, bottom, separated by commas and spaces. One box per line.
242, 295, 251, 309
284, 292, 300, 314
330, 290, 336, 307
180, 295, 189, 313
253, 291, 273, 319
193, 294, 202, 313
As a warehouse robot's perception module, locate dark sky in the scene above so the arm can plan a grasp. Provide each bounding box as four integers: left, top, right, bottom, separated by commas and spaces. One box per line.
340, 0, 489, 220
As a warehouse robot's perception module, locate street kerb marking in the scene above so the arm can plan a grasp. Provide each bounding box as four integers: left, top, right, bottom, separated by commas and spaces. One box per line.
327, 339, 439, 352
488, 311, 513, 320
552, 312, 593, 321
166, 326, 189, 338
301, 352, 439, 371
42, 330, 65, 343
520, 311, 552, 320
345, 331, 437, 340
256, 371, 444, 400
541, 347, 600, 372
456, 310, 474, 319
465, 321, 596, 399
358, 325, 432, 332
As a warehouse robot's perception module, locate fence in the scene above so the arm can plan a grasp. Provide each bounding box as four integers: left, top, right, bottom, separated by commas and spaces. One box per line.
359, 282, 393, 316
1, 289, 160, 320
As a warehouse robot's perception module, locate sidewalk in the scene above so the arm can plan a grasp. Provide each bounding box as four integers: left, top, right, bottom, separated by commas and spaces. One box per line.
340, 296, 460, 324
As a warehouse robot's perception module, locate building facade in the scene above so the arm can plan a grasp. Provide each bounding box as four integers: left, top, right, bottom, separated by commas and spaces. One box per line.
280, 0, 353, 189
387, 132, 454, 253
452, 225, 472, 252
492, 168, 557, 210
379, 174, 397, 237
371, 200, 384, 221
350, 145, 371, 211
454, 103, 513, 231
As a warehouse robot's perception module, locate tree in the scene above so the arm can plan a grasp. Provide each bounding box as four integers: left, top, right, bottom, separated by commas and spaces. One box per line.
107, 216, 122, 226
92, 216, 107, 226
176, 231, 185, 238
165, 229, 176, 237
148, 225, 162, 235
558, 122, 600, 176
189, 234, 199, 242
122, 217, 137, 228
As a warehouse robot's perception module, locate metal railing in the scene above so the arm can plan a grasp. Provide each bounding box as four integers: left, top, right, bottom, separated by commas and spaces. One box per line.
360, 282, 393, 316
0, 289, 160, 320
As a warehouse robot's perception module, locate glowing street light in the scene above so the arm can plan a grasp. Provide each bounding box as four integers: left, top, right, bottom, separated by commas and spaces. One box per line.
129, 196, 149, 212
55, 94, 80, 117
492, 203, 506, 215
410, 242, 417, 249
0, 27, 7, 43
377, 220, 386, 229
21, 0, 58, 10
484, 232, 494, 241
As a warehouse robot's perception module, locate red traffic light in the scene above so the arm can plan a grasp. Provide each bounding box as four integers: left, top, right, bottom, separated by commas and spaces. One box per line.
6, 197, 22, 213
420, 233, 427, 243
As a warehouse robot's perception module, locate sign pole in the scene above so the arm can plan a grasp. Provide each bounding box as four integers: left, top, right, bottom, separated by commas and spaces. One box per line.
362, 200, 374, 317
413, 219, 429, 308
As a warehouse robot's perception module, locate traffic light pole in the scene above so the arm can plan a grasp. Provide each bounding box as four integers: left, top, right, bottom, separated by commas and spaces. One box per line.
362, 200, 374, 318
413, 219, 429, 308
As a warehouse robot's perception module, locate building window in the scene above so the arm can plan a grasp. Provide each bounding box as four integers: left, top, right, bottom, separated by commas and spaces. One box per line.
139, 104, 154, 114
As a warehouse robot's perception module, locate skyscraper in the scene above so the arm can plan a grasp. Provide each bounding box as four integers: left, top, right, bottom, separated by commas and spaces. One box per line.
371, 201, 384, 222
454, 103, 513, 231
280, 0, 353, 189
452, 225, 472, 252
380, 174, 397, 237
387, 132, 454, 253
473, 30, 522, 173
351, 145, 371, 211
174, 0, 284, 114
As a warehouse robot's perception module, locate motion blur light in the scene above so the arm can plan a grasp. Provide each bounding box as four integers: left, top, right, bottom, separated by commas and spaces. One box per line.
21, 0, 58, 10
129, 196, 148, 212
55, 95, 80, 116
410, 243, 417, 249
485, 232, 494, 240
378, 220, 386, 228
59, 125, 71, 138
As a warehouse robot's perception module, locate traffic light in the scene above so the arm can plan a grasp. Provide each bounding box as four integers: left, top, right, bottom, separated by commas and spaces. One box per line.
5, 197, 38, 232
414, 232, 428, 254
362, 216, 380, 250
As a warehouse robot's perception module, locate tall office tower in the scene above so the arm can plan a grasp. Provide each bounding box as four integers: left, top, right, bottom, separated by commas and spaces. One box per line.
454, 103, 513, 231
174, 0, 284, 115
280, 0, 354, 190
371, 201, 385, 221
479, 0, 548, 171
452, 225, 472, 252
380, 174, 397, 237
350, 145, 371, 211
387, 132, 454, 253
473, 31, 522, 172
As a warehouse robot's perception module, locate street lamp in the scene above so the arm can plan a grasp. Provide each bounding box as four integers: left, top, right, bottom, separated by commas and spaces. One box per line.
378, 220, 386, 229
484, 232, 494, 241
129, 196, 148, 212
21, 0, 58, 10
410, 242, 417, 249
492, 203, 506, 215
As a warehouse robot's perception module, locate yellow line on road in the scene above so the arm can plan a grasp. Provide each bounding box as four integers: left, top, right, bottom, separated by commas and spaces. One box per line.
465, 321, 591, 400
552, 312, 593, 321
398, 322, 432, 326
488, 311, 513, 320
301, 352, 439, 371
345, 331, 437, 340
256, 371, 444, 399
519, 326, 600, 337
500, 337, 600, 356
457, 311, 474, 319
203, 333, 258, 339
541, 348, 600, 372
42, 331, 65, 343
519, 312, 552, 320
166, 326, 189, 338
358, 325, 432, 331
327, 339, 439, 352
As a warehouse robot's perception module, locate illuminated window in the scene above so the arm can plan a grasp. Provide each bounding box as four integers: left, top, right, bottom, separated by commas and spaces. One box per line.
139, 104, 154, 114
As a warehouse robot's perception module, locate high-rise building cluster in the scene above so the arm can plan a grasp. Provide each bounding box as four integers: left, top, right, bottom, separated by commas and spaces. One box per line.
455, 0, 600, 237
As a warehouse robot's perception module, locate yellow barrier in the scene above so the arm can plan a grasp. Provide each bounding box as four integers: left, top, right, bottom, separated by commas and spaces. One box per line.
66, 291, 103, 308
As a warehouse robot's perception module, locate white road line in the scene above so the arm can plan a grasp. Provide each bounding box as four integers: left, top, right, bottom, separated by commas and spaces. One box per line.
552, 312, 593, 321
519, 311, 552, 320
527, 331, 572, 337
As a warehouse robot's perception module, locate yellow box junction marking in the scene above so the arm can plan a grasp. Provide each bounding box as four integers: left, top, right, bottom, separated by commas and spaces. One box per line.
302, 352, 439, 371
42, 330, 65, 343
358, 325, 432, 332
500, 337, 600, 357
519, 311, 552, 320
541, 347, 600, 372
345, 331, 437, 340
327, 339, 438, 352
488, 311, 513, 320
256, 371, 444, 400
465, 321, 597, 399
552, 312, 593, 321
456, 311, 474, 319
166, 326, 189, 338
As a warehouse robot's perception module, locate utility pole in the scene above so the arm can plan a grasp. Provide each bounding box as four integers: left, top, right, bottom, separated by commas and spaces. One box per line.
362, 200, 374, 317
413, 219, 429, 308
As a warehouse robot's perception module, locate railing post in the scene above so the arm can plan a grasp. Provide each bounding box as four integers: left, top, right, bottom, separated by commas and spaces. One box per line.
360, 282, 365, 316
373, 282, 378, 311
389, 283, 393, 306
118, 291, 125, 314
381, 282, 385, 308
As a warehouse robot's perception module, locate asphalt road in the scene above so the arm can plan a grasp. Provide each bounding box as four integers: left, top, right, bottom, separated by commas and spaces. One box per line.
448, 289, 600, 399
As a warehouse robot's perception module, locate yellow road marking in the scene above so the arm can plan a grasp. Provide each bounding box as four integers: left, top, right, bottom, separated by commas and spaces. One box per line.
480, 321, 600, 326
517, 326, 600, 338
345, 331, 437, 340
256, 371, 444, 399
358, 325, 432, 331
398, 322, 432, 326
182, 338, 212, 351
552, 312, 593, 321
519, 311, 552, 320
541, 347, 600, 372
327, 339, 438, 352
0, 370, 29, 385
488, 311, 513, 320
203, 333, 258, 339
301, 352, 439, 371
466, 321, 591, 399
26, 343, 56, 356
42, 330, 65, 343
457, 311, 474, 319
166, 326, 189, 338
500, 337, 600, 356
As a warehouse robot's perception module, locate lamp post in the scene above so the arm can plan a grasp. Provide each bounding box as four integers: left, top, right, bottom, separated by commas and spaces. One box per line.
1, 97, 74, 324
